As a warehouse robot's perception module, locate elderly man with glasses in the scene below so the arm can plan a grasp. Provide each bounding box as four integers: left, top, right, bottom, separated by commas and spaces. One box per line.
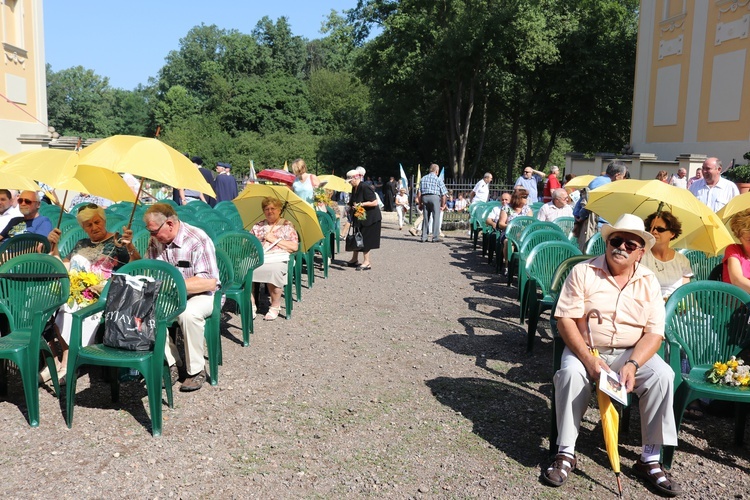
543, 213, 681, 497
536, 188, 573, 222
0, 190, 52, 241
514, 166, 546, 203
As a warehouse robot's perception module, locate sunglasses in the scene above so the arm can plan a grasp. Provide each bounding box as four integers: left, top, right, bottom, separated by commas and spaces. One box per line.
608, 237, 643, 253
524, 171, 533, 174
77, 203, 99, 213
651, 226, 670, 233
17, 198, 37, 205
148, 219, 167, 236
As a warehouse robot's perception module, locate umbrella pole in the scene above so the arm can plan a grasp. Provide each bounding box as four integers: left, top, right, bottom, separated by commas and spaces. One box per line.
616, 472, 623, 498
56, 191, 69, 229
126, 178, 145, 230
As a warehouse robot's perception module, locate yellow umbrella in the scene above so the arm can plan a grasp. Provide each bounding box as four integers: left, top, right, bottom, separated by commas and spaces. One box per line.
0, 172, 42, 192
77, 135, 215, 197
586, 179, 733, 256
233, 184, 324, 252
564, 174, 597, 190
0, 149, 9, 161
586, 310, 623, 498
318, 175, 352, 193
716, 191, 750, 223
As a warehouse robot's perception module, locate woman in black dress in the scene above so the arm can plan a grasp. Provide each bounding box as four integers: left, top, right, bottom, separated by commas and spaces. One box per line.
346, 168, 382, 270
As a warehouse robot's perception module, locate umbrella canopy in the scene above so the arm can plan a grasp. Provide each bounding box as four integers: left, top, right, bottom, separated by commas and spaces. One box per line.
0, 172, 42, 192
586, 179, 733, 256
564, 174, 597, 190
76, 135, 215, 197
0, 149, 135, 204
317, 175, 352, 193
0, 149, 9, 161
256, 169, 296, 187
233, 184, 324, 252
716, 191, 750, 223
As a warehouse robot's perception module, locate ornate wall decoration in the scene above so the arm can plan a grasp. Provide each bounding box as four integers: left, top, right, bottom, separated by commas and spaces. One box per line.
2, 42, 27, 68
715, 13, 750, 44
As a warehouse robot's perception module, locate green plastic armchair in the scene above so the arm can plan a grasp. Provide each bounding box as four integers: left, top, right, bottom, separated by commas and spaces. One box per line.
215, 231, 264, 346
662, 281, 750, 468
0, 233, 51, 263
65, 260, 187, 437
584, 231, 606, 256
57, 226, 87, 258
0, 254, 69, 426
678, 249, 724, 282
554, 216, 575, 238
503, 216, 535, 285
517, 229, 571, 324
203, 249, 234, 384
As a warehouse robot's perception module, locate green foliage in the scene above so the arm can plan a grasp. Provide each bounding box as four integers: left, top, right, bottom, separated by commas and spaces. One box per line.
723, 164, 750, 183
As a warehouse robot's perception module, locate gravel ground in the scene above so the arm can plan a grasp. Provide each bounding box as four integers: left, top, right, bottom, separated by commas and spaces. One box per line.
1, 217, 749, 499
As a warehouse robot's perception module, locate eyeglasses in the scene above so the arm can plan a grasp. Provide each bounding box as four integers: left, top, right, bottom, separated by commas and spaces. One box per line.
650, 226, 670, 233
17, 198, 36, 205
77, 203, 98, 213
608, 237, 643, 253
524, 171, 533, 174
148, 219, 167, 236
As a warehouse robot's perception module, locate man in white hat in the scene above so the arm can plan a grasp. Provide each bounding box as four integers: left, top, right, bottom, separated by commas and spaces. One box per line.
543, 213, 681, 497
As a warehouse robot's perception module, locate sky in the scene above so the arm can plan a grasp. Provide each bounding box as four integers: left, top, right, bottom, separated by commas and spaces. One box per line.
43, 0, 363, 91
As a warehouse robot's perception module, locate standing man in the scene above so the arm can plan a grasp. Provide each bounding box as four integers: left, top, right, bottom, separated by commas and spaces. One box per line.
0, 190, 52, 240
543, 166, 562, 202
688, 157, 738, 212
469, 172, 493, 205
669, 168, 688, 189
0, 189, 22, 233
143, 203, 220, 392
544, 214, 681, 497
214, 162, 239, 203
537, 188, 573, 222
418, 164, 448, 243
514, 166, 546, 203
686, 168, 702, 189
573, 160, 628, 252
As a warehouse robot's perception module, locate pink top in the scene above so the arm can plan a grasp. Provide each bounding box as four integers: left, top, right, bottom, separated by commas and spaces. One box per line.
251, 218, 299, 254
722, 244, 750, 284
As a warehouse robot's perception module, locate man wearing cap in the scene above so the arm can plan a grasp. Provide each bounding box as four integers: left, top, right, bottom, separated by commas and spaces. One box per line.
543, 213, 681, 497
214, 162, 238, 203
180, 156, 215, 207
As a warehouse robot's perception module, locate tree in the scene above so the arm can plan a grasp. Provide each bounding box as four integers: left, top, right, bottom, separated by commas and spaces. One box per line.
46, 65, 117, 137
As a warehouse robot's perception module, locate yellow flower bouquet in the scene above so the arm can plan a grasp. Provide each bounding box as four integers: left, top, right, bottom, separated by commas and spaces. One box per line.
705, 356, 750, 387
68, 269, 103, 308
353, 203, 367, 221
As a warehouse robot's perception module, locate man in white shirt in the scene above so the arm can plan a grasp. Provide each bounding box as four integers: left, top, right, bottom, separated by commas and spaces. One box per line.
688, 157, 738, 212
0, 189, 22, 233
537, 188, 573, 222
669, 168, 687, 189
469, 172, 493, 205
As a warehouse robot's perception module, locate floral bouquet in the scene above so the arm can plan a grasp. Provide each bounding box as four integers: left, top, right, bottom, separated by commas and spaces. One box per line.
353, 203, 367, 221
68, 269, 104, 308
705, 356, 750, 387
313, 187, 330, 205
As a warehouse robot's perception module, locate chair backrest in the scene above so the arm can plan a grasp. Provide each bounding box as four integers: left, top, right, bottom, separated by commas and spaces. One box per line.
549, 255, 591, 297
214, 200, 239, 217
0, 233, 51, 263
554, 216, 576, 237
190, 221, 217, 241
665, 281, 750, 367
584, 232, 606, 256
59, 218, 80, 233
106, 214, 127, 233
680, 249, 724, 281
525, 242, 583, 297
316, 211, 334, 236
215, 248, 235, 290
58, 226, 87, 258
215, 231, 264, 289
707, 262, 723, 281
0, 254, 70, 331
519, 229, 569, 256
201, 214, 234, 236
132, 229, 151, 256
520, 221, 564, 241
115, 259, 187, 328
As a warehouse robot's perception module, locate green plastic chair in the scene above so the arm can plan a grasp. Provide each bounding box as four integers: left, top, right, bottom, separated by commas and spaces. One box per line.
303, 214, 334, 286
59, 218, 81, 234
105, 214, 127, 233
202, 214, 234, 236
554, 216, 576, 238
204, 249, 234, 385
523, 242, 582, 352
661, 281, 750, 468
0, 233, 51, 263
317, 210, 337, 259
0, 254, 70, 426
469, 201, 489, 251
65, 260, 187, 437
503, 216, 536, 285
678, 249, 724, 282
132, 229, 151, 256
57, 226, 87, 258
584, 231, 606, 256
519, 221, 565, 241
517, 230, 573, 325
191, 221, 218, 241
214, 200, 239, 216
215, 232, 264, 346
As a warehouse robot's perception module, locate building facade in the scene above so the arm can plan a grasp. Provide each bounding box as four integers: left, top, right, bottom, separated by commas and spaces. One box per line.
0, 0, 51, 154
631, 1, 750, 166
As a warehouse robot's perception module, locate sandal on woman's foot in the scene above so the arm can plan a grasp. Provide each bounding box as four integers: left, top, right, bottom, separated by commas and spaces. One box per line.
633, 459, 682, 497
264, 306, 280, 321
542, 454, 576, 487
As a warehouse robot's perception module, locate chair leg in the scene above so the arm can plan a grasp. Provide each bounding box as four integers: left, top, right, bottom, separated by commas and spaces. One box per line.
65, 361, 80, 428
735, 402, 748, 446
18, 357, 40, 427
0, 359, 7, 397
144, 369, 163, 437
110, 367, 121, 403
526, 292, 538, 353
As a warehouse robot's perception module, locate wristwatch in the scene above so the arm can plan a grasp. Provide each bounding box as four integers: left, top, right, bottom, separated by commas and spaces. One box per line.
626, 359, 640, 373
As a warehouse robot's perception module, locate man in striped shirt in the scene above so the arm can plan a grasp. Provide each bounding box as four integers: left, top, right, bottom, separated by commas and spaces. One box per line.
144, 203, 220, 392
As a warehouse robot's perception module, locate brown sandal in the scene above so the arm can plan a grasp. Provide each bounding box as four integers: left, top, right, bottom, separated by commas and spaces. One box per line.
633, 459, 682, 497
542, 453, 576, 487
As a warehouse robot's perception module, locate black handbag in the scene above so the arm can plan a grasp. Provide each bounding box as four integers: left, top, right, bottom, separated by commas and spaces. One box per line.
102, 273, 161, 351
345, 225, 364, 251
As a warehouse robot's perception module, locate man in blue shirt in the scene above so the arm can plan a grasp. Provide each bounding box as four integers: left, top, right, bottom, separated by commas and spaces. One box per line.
0, 190, 52, 240
514, 167, 546, 202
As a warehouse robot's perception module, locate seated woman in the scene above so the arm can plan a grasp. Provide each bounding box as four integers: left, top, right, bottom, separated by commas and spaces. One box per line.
249, 197, 299, 321
495, 189, 532, 275
43, 204, 138, 382
723, 208, 750, 292
641, 211, 693, 299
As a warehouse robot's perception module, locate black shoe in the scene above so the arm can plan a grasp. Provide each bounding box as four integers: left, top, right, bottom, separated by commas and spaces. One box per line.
180, 370, 206, 392
346, 261, 360, 268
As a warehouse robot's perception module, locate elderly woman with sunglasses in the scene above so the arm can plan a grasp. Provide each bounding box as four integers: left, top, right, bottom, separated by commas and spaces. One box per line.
640, 211, 693, 299
40, 204, 137, 383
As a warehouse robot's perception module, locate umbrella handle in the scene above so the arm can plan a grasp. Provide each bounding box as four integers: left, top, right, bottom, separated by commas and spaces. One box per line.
125, 178, 145, 231
56, 191, 69, 229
